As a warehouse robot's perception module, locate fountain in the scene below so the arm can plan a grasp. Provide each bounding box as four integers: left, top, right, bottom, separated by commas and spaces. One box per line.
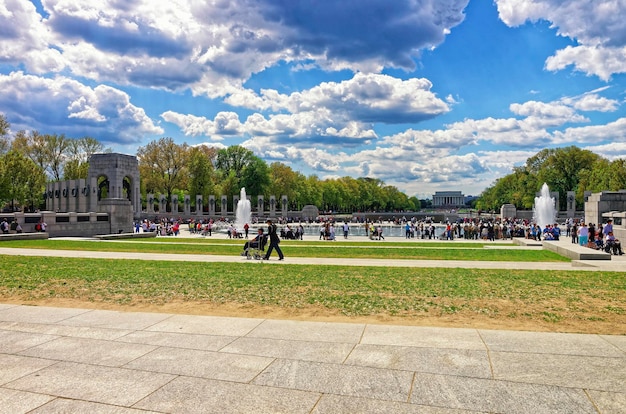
234, 187, 252, 232
533, 183, 557, 229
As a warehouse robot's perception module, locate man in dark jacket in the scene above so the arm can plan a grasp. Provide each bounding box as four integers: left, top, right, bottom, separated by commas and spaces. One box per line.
263, 219, 284, 261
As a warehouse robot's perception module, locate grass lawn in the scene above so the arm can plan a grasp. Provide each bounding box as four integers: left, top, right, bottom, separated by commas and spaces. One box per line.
0, 253, 624, 334
0, 239, 569, 262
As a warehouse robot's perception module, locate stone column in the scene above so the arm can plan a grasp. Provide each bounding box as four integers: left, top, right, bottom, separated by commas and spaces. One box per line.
159, 195, 167, 213
77, 179, 87, 212
147, 194, 155, 214
257, 196, 264, 216
88, 177, 98, 213
281, 195, 288, 216
269, 196, 276, 217
233, 195, 240, 213
171, 197, 178, 214
197, 195, 204, 216
566, 191, 575, 218
221, 195, 227, 216
184, 195, 191, 215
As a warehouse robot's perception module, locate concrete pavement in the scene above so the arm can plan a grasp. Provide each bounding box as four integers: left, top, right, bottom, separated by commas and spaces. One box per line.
1, 303, 625, 413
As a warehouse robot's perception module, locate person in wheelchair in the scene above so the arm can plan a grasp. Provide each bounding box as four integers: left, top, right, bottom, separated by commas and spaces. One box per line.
605, 232, 624, 255
241, 228, 267, 256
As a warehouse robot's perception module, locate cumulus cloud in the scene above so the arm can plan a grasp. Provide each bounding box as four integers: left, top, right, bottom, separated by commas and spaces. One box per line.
14, 0, 470, 96
0, 0, 65, 72
0, 71, 162, 144
164, 73, 449, 146
496, 0, 626, 80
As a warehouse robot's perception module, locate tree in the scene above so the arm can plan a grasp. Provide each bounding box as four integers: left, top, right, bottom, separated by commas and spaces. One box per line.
10, 131, 69, 181
188, 145, 217, 206
64, 136, 109, 180
0, 114, 10, 154
137, 137, 190, 208
268, 162, 299, 201
0, 150, 46, 211
215, 145, 255, 187
240, 156, 270, 196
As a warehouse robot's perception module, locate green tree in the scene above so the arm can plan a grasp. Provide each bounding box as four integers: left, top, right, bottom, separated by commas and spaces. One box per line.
240, 156, 270, 196
64, 137, 109, 180
0, 114, 10, 154
137, 137, 190, 208
0, 150, 46, 211
215, 145, 254, 187
188, 145, 217, 206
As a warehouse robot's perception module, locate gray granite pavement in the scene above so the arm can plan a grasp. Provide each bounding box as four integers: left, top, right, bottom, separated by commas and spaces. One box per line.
1, 303, 625, 413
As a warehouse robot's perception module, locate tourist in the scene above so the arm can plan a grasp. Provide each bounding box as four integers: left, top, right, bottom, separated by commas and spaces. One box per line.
1, 218, 8, 234
242, 228, 265, 255
577, 222, 589, 247
571, 222, 578, 244
603, 219, 613, 241
605, 232, 624, 255
343, 222, 349, 239
263, 219, 284, 261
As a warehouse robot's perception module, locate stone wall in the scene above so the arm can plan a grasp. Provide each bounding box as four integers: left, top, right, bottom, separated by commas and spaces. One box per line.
585, 191, 626, 226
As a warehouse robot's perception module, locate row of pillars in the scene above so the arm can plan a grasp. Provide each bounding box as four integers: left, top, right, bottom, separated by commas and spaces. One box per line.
145, 194, 289, 216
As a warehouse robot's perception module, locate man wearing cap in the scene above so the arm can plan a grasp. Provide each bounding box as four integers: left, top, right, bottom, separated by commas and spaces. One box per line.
263, 219, 284, 261
603, 219, 613, 241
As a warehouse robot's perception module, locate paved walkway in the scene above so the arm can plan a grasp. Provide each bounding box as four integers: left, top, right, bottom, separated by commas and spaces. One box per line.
1, 235, 625, 412
1, 303, 625, 413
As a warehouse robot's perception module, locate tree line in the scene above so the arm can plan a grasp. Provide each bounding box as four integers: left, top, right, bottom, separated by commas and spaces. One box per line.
476, 146, 626, 212
0, 115, 420, 213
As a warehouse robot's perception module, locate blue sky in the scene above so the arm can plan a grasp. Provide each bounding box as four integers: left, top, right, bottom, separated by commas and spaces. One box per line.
1, 0, 625, 198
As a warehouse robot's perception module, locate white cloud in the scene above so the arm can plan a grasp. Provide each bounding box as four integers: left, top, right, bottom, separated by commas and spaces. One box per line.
552, 117, 626, 144
545, 45, 626, 82
496, 0, 626, 80
0, 71, 162, 143
227, 73, 450, 123
0, 0, 65, 73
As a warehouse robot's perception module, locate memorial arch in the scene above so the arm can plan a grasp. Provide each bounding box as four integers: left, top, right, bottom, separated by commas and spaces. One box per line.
87, 153, 141, 215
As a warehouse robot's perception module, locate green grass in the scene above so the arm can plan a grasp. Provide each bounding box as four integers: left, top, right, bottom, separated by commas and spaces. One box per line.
0, 256, 623, 323
0, 239, 568, 262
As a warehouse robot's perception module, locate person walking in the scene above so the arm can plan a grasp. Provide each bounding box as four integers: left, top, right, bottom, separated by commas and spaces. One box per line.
263, 219, 284, 261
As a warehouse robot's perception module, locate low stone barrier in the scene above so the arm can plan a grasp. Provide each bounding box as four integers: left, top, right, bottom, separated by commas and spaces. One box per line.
0, 232, 49, 241
542, 240, 611, 261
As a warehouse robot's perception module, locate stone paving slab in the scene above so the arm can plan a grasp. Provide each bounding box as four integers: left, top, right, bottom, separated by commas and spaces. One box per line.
410, 372, 597, 414
0, 330, 59, 354
311, 394, 482, 413
18, 336, 158, 367
247, 319, 365, 343
117, 330, 238, 351
0, 388, 54, 414
221, 336, 356, 364
146, 314, 263, 336
29, 399, 162, 413
60, 309, 172, 331
479, 329, 625, 357
490, 351, 626, 393
361, 325, 485, 350
5, 361, 176, 406
252, 359, 415, 402
0, 354, 56, 385
0, 320, 133, 340
1, 303, 625, 413
134, 376, 321, 414
344, 344, 492, 378
0, 305, 90, 324
125, 346, 274, 382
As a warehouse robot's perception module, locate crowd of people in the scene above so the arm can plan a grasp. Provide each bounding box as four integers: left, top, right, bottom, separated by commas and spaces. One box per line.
573, 219, 624, 255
